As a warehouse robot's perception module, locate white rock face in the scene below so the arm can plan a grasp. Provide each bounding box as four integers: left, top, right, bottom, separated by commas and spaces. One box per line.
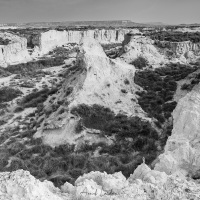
68, 37, 140, 114
36, 29, 139, 55
0, 32, 31, 67
120, 34, 200, 66
155, 84, 200, 177
120, 35, 166, 66
174, 27, 200, 32
1, 164, 200, 200
75, 171, 129, 194
157, 40, 200, 63
129, 163, 168, 185
0, 170, 69, 200
35, 37, 144, 147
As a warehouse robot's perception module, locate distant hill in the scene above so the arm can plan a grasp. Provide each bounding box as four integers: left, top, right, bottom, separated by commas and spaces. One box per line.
2, 20, 170, 29
143, 22, 169, 26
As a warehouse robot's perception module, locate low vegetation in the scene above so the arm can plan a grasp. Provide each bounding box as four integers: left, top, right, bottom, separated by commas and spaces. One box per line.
0, 38, 11, 45
0, 87, 22, 103
20, 87, 58, 108
181, 72, 200, 91
134, 63, 197, 126
147, 31, 200, 43
130, 56, 148, 69
101, 43, 122, 58
0, 67, 11, 77
49, 45, 78, 58
101, 43, 122, 51
5, 58, 65, 77
0, 103, 161, 188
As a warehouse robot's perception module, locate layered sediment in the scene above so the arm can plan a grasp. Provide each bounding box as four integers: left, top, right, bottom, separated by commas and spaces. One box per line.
34, 29, 140, 55
0, 32, 31, 67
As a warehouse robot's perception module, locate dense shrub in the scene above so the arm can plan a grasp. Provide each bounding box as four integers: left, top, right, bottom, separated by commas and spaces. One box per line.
20, 87, 58, 108
101, 43, 122, 58
148, 31, 200, 43
14, 106, 24, 113
71, 104, 159, 141
0, 67, 11, 77
181, 72, 200, 91
0, 38, 11, 45
134, 64, 197, 124
0, 87, 22, 103
130, 56, 148, 69
5, 58, 65, 77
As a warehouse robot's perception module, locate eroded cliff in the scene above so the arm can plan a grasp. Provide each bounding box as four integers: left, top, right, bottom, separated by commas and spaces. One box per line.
120, 34, 200, 67
34, 29, 140, 55
155, 83, 200, 177
0, 32, 31, 67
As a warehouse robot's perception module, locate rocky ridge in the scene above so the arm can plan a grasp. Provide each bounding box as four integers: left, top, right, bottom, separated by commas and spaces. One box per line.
35, 37, 144, 147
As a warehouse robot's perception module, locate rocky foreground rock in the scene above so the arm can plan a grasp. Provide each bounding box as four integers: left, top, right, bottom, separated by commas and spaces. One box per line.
0, 163, 200, 200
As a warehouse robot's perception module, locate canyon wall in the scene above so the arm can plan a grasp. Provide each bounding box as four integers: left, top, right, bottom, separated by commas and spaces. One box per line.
120, 34, 200, 66
0, 32, 31, 67
155, 83, 200, 177
35, 29, 139, 55
120, 35, 166, 66
157, 40, 200, 56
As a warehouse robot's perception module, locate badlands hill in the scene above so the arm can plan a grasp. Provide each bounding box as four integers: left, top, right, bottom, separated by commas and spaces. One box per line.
0, 26, 200, 199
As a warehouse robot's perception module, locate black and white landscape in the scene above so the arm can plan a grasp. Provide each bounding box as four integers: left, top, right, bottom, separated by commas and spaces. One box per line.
0, 0, 200, 199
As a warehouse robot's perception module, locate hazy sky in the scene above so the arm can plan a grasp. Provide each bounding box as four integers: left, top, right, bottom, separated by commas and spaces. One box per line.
0, 0, 199, 24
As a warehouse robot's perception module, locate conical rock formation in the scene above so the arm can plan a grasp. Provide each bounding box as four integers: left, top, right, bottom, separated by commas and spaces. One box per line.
35, 37, 143, 147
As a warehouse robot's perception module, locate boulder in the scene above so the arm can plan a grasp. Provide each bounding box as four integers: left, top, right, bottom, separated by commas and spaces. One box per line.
0, 170, 69, 200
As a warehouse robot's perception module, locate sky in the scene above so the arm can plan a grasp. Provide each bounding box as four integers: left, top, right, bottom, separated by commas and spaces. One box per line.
0, 0, 199, 24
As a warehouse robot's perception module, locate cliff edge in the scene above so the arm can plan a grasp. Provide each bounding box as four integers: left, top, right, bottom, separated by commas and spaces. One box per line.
0, 32, 31, 67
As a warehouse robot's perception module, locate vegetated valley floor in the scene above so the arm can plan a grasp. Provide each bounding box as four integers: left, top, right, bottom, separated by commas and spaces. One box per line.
0, 45, 199, 187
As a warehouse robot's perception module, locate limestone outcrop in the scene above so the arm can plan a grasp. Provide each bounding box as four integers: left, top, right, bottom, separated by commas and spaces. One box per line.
1, 164, 200, 200
120, 34, 200, 66
155, 83, 200, 177
174, 27, 200, 32
120, 35, 166, 66
0, 32, 31, 67
156, 40, 200, 62
34, 29, 140, 55
35, 37, 144, 147
0, 170, 69, 200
